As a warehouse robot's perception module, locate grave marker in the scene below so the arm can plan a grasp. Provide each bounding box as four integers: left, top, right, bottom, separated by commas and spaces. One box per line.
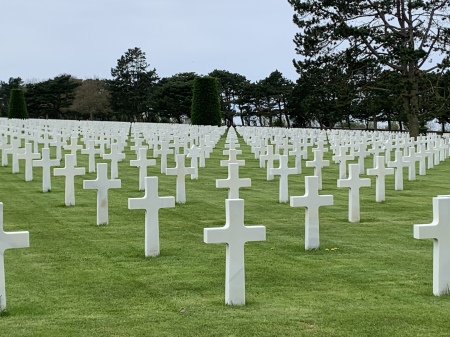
32, 148, 60, 192
128, 177, 175, 257
414, 196, 450, 296
270, 155, 298, 203
216, 163, 251, 199
166, 154, 195, 204
83, 163, 121, 225
17, 142, 40, 181
53, 154, 86, 206
290, 176, 333, 250
366, 156, 394, 202
130, 147, 156, 191
337, 164, 371, 222
204, 199, 266, 305
0, 203, 29, 311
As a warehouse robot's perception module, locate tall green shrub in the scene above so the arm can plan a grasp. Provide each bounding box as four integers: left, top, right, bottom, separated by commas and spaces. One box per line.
190, 76, 221, 126
8, 88, 28, 119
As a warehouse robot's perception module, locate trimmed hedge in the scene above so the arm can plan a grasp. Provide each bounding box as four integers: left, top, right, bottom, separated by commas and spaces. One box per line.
190, 76, 221, 126
8, 88, 28, 119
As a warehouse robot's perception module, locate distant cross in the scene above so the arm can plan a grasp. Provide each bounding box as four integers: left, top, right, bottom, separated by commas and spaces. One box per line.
332, 146, 354, 179
352, 143, 369, 174
0, 203, 29, 311
102, 143, 125, 179
128, 177, 175, 257
81, 139, 100, 173
83, 163, 121, 225
8, 138, 24, 174
305, 149, 330, 190
220, 148, 245, 167
166, 154, 195, 204
53, 154, 86, 206
260, 145, 280, 181
414, 196, 450, 296
270, 155, 298, 203
33, 148, 60, 192
198, 138, 212, 167
50, 133, 65, 161
17, 142, 40, 181
130, 137, 145, 155
366, 155, 394, 202
130, 147, 156, 191
387, 150, 409, 191
290, 176, 333, 250
404, 146, 419, 181
216, 163, 251, 199
186, 144, 201, 180
154, 140, 174, 173
204, 199, 266, 305
416, 144, 427, 176
289, 143, 307, 174
337, 163, 371, 222
63, 136, 83, 166
0, 136, 11, 166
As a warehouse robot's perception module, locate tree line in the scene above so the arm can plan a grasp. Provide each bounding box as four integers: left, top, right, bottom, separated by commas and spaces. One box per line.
1, 1, 450, 136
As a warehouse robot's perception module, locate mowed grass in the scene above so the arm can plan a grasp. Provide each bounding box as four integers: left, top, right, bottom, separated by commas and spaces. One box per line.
1, 128, 450, 337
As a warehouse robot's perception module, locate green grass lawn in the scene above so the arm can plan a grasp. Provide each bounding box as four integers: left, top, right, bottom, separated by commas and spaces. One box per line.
1, 128, 450, 336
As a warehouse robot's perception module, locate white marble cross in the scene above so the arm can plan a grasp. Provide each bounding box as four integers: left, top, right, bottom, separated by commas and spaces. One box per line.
17, 142, 40, 181
221, 148, 245, 167
216, 163, 251, 199
260, 145, 279, 180
404, 146, 418, 181
130, 147, 156, 191
49, 133, 65, 161
305, 149, 330, 190
83, 163, 121, 225
204, 199, 266, 305
154, 140, 174, 173
290, 176, 333, 250
128, 177, 175, 257
414, 196, 450, 296
388, 150, 409, 191
332, 146, 354, 179
33, 148, 60, 192
102, 143, 125, 179
366, 156, 394, 202
289, 143, 307, 174
0, 136, 11, 167
8, 138, 24, 174
81, 139, 100, 173
0, 203, 29, 311
337, 164, 371, 222
166, 154, 195, 204
63, 136, 83, 166
53, 154, 86, 206
352, 143, 369, 174
270, 155, 298, 203
186, 144, 201, 180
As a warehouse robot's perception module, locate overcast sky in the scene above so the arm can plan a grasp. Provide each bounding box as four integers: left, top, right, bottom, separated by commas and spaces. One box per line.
1, 0, 300, 83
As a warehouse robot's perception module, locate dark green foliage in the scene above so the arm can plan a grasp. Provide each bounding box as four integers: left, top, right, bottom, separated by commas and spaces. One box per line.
288, 0, 450, 137
24, 75, 81, 119
0, 77, 23, 116
209, 69, 250, 126
7, 88, 28, 119
149, 72, 197, 123
190, 76, 222, 126
109, 47, 158, 122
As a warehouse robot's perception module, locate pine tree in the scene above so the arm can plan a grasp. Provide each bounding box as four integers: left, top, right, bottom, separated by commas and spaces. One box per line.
190, 76, 221, 126
8, 88, 28, 119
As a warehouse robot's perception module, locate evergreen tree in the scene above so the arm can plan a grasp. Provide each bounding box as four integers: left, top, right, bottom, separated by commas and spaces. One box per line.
8, 88, 28, 119
190, 76, 222, 126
